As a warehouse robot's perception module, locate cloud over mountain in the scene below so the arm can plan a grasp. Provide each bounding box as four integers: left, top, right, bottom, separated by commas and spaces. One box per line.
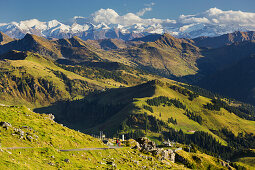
1, 7, 255, 40
179, 8, 255, 27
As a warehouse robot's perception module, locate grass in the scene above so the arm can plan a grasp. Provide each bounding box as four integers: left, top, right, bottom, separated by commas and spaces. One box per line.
87, 80, 255, 146
233, 157, 255, 170
0, 147, 187, 170
0, 105, 185, 169
0, 51, 116, 108
175, 150, 230, 169
0, 82, 247, 169
0, 105, 103, 149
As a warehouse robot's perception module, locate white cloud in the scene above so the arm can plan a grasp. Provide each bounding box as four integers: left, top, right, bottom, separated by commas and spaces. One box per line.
91, 9, 120, 24
3, 7, 255, 38
86, 7, 255, 35
145, 2, 155, 7
89, 8, 173, 28
136, 7, 152, 17
179, 7, 255, 28
136, 2, 155, 16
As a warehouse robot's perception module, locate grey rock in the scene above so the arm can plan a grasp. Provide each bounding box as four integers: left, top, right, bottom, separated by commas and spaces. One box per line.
48, 162, 55, 166
14, 128, 25, 136
0, 122, 12, 130
26, 135, 33, 141
48, 114, 55, 120
64, 159, 70, 163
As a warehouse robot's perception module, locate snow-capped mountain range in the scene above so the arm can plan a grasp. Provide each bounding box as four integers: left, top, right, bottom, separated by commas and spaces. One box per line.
1, 8, 255, 40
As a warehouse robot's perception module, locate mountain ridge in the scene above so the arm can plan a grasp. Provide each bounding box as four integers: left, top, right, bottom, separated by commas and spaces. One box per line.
0, 31, 14, 45
193, 31, 255, 48
2, 7, 255, 41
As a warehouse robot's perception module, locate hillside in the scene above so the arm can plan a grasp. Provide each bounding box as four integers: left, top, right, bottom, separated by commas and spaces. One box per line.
0, 33, 254, 169
114, 33, 202, 77
35, 80, 255, 160
199, 55, 255, 105
193, 31, 255, 48
2, 32, 255, 109
189, 40, 255, 105
2, 100, 238, 169
0, 50, 111, 107
0, 34, 62, 59
0, 104, 183, 169
0, 32, 14, 45
0, 50, 159, 108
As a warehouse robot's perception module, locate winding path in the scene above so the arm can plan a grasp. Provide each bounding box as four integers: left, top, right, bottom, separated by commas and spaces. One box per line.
59, 146, 121, 152
4, 146, 122, 152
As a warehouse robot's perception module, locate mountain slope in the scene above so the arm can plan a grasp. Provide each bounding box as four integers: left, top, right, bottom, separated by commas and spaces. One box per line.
35, 80, 255, 161
0, 49, 160, 108
193, 31, 255, 48
1, 105, 186, 169
0, 34, 62, 59
199, 55, 255, 105
0, 50, 111, 108
2, 33, 255, 106
1, 101, 235, 169
190, 40, 255, 78
116, 33, 202, 77
0, 31, 14, 45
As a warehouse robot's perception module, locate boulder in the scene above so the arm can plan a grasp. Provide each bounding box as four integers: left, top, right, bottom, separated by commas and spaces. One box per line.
14, 128, 25, 137
26, 135, 33, 141
0, 122, 12, 130
133, 137, 175, 162
136, 137, 156, 152
48, 162, 55, 166
131, 141, 141, 150
48, 114, 55, 120
64, 159, 70, 163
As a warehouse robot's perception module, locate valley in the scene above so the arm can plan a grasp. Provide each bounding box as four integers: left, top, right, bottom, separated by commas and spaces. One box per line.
0, 29, 254, 169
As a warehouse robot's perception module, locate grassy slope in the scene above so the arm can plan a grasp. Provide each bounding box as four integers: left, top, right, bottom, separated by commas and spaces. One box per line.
0, 51, 114, 108
0, 105, 190, 169
56, 34, 203, 78
0, 104, 233, 170
0, 32, 14, 45
176, 150, 230, 169
0, 50, 161, 108
233, 157, 255, 169
111, 33, 202, 77
89, 80, 255, 144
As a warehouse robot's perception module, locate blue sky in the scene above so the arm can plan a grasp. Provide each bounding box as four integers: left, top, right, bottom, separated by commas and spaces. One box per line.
1, 0, 255, 22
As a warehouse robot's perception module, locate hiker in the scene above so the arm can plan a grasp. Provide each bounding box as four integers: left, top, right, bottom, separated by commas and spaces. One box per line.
116, 139, 118, 146
118, 140, 121, 147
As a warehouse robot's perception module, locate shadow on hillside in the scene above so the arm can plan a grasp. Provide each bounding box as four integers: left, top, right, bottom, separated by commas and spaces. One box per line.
34, 81, 156, 132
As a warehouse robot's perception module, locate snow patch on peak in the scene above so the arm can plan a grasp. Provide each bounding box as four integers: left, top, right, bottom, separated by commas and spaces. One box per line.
48, 20, 62, 28
19, 19, 47, 30
71, 23, 89, 33
1, 8, 255, 40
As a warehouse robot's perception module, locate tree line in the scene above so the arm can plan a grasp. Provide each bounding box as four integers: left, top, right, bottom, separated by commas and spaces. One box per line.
169, 85, 199, 101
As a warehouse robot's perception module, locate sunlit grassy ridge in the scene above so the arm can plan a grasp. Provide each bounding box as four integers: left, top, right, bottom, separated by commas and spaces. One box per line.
0, 51, 115, 108
0, 105, 234, 170
0, 105, 188, 169
88, 80, 255, 140
0, 50, 160, 108
0, 105, 103, 148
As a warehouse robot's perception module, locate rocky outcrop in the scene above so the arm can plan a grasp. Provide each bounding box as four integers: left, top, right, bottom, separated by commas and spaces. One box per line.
136, 137, 156, 152
14, 128, 25, 139
132, 137, 175, 162
0, 122, 12, 130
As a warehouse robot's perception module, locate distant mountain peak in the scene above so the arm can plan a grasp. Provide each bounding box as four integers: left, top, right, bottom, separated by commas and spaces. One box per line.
193, 30, 255, 48
1, 8, 255, 41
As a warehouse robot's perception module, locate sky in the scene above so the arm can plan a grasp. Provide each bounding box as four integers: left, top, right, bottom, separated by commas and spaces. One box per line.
0, 0, 255, 23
